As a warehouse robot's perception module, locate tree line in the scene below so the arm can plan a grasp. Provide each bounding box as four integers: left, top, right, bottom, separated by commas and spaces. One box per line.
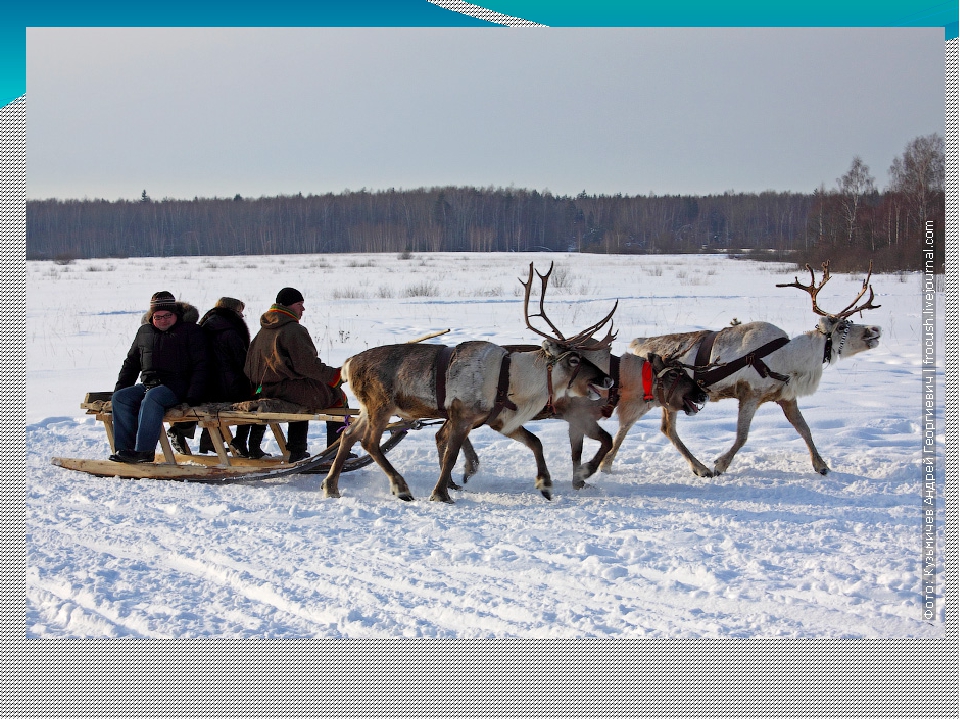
27, 134, 944, 272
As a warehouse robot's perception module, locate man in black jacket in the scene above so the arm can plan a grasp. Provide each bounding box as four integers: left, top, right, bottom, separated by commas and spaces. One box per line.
110, 291, 209, 463
195, 297, 266, 458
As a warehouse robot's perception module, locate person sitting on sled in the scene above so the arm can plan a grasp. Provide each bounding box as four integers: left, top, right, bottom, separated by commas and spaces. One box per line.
194, 296, 268, 459
244, 287, 346, 463
109, 291, 209, 463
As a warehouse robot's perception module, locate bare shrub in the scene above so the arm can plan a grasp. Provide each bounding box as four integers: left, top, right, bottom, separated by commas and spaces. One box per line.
402, 281, 439, 298
331, 287, 366, 300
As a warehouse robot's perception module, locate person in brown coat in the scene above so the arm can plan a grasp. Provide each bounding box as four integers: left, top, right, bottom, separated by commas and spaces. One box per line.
244, 287, 346, 462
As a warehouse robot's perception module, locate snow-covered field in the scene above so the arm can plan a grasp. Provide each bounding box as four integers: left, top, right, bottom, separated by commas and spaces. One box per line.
26, 252, 946, 637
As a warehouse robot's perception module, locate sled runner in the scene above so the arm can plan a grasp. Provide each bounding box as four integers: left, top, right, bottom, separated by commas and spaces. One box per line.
50, 392, 415, 483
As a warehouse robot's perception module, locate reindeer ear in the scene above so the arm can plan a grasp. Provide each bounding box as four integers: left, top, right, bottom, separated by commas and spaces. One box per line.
542, 339, 560, 357
818, 316, 839, 333
646, 352, 664, 371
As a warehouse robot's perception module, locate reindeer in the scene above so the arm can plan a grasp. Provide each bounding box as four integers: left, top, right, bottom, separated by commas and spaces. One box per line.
321, 263, 616, 503
601, 261, 882, 477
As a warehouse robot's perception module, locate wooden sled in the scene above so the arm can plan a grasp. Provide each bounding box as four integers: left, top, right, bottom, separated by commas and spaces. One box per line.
50, 392, 415, 484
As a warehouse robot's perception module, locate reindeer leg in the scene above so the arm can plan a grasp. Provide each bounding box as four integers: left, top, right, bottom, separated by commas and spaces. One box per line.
321, 414, 365, 499
777, 398, 829, 475
459, 435, 480, 485
601, 399, 656, 474
434, 422, 460, 490
713, 397, 760, 476
435, 422, 478, 489
505, 426, 552, 500
328, 409, 414, 501
573, 420, 612, 489
600, 420, 633, 473
568, 422, 586, 489
430, 422, 470, 504
662, 408, 714, 478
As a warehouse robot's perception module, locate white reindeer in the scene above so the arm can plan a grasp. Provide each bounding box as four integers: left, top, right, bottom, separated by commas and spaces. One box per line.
602, 261, 882, 477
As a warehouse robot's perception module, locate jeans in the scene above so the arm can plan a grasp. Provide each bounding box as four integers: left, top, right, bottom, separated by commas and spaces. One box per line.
112, 384, 181, 453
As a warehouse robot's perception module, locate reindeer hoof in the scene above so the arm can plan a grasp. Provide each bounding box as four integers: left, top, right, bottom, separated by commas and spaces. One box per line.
818, 467, 830, 476
572, 479, 586, 491
446, 479, 462, 491
323, 487, 341, 499
429, 492, 454, 504
540, 489, 552, 500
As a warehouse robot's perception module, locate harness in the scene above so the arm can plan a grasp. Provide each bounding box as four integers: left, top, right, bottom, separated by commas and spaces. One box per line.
693, 329, 791, 388
600, 353, 676, 416
821, 319, 851, 364
435, 345, 517, 424
599, 355, 622, 417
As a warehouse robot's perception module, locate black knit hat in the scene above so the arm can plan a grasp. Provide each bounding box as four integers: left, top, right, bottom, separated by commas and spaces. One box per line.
150, 291, 178, 315
276, 287, 304, 306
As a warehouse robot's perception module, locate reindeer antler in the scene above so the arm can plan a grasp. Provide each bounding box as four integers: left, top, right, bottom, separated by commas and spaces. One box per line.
520, 262, 618, 350
521, 262, 567, 342
834, 261, 881, 318
776, 260, 881, 318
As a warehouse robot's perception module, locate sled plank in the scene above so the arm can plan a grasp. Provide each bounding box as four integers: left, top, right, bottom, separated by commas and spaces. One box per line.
50, 456, 271, 481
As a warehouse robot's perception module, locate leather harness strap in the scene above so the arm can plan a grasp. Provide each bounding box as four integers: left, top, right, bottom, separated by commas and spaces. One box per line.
693, 329, 791, 388
600, 354, 621, 418
484, 353, 518, 425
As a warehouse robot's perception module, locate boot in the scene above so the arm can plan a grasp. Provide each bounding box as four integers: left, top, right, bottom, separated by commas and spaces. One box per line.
198, 428, 215, 454
228, 424, 250, 457
286, 421, 310, 463
247, 424, 270, 459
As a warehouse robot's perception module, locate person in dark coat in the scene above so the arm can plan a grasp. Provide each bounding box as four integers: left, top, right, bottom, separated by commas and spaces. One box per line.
110, 291, 209, 463
244, 287, 346, 463
195, 297, 267, 458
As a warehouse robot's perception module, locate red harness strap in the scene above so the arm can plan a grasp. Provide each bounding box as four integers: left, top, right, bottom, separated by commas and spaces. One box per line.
641, 359, 655, 401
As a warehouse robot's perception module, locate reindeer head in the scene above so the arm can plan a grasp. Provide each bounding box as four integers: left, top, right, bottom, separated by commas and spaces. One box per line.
777, 260, 882, 362
648, 352, 708, 415
522, 263, 618, 400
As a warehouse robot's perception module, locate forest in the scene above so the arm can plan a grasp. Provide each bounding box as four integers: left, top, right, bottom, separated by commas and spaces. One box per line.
26, 135, 944, 272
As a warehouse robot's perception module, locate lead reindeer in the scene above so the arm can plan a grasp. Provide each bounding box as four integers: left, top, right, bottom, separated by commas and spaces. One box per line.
321, 263, 616, 503
602, 261, 881, 477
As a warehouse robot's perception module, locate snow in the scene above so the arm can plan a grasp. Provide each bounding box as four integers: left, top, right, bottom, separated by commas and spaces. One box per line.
26, 252, 946, 637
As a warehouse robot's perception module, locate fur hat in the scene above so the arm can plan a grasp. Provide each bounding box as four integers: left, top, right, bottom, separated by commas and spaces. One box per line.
215, 297, 245, 314
150, 291, 178, 315
276, 287, 304, 306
